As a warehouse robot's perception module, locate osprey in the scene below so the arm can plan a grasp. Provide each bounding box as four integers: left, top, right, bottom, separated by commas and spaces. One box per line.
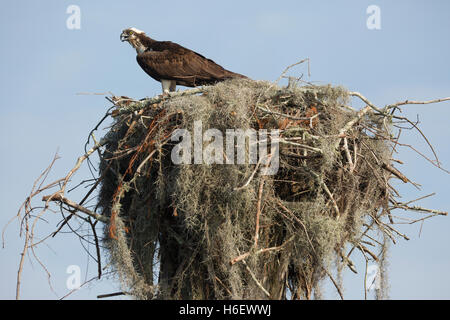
120, 27, 247, 93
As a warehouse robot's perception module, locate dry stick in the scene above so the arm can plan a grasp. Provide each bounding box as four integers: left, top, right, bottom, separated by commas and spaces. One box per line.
112, 86, 206, 116
408, 214, 443, 225
334, 104, 373, 149
253, 152, 273, 247
348, 92, 385, 114
136, 149, 157, 175
363, 233, 383, 247
343, 138, 355, 172
31, 139, 109, 278
230, 245, 286, 266
279, 139, 323, 154
393, 214, 442, 225
257, 104, 318, 121
59, 274, 112, 300
241, 260, 271, 298
97, 291, 128, 299
392, 203, 447, 216
3, 178, 64, 245
16, 215, 29, 300
254, 177, 265, 248
384, 97, 450, 111
276, 200, 344, 300
395, 140, 450, 174
214, 276, 233, 296
402, 192, 435, 206
346, 221, 375, 260
52, 162, 112, 238
363, 255, 369, 300
370, 213, 410, 241
340, 252, 357, 274
13, 152, 61, 300
255, 58, 310, 108
371, 93, 450, 173
276, 59, 311, 84
381, 163, 409, 183
305, 169, 340, 218
58, 139, 107, 196
88, 218, 102, 279
358, 244, 379, 262
42, 194, 109, 223
393, 114, 442, 167
233, 158, 263, 191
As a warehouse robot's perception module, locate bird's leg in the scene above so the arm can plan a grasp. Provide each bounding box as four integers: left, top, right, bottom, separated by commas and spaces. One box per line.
169, 80, 177, 93
160, 79, 175, 98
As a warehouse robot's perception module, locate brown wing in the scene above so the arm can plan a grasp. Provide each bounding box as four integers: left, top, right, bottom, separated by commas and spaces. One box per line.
136, 41, 245, 87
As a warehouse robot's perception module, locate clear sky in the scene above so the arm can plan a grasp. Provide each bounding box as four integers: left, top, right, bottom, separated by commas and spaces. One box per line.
1, 0, 449, 300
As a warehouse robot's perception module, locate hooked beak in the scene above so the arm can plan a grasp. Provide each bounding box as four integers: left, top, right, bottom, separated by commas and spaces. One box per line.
120, 32, 129, 42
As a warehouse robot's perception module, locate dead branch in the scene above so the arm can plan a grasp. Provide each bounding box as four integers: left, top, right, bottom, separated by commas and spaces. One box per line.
381, 162, 410, 183
43, 194, 109, 223
384, 97, 450, 111
254, 176, 265, 248
111, 86, 206, 116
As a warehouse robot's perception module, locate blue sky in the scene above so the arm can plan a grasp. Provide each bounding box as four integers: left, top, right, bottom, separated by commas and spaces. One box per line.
1, 0, 449, 299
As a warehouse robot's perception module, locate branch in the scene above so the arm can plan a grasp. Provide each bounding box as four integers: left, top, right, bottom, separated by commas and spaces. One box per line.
381, 162, 409, 183
254, 177, 265, 248
242, 260, 271, 298
348, 92, 384, 114
279, 139, 323, 154
384, 97, 450, 112
392, 203, 447, 216
230, 245, 286, 266
111, 87, 207, 116
59, 139, 107, 195
42, 194, 109, 223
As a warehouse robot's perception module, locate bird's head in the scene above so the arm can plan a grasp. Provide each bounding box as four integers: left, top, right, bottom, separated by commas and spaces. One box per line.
120, 27, 147, 53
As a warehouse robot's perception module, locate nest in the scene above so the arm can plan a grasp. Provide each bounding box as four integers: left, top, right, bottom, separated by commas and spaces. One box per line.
97, 79, 394, 299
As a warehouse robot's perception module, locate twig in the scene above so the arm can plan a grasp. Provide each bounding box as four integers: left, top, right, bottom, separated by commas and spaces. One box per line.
305, 169, 340, 218
384, 97, 450, 111
241, 260, 271, 298
276, 59, 311, 84
391, 203, 447, 216
392, 114, 442, 168
256, 104, 318, 121
402, 193, 435, 206
230, 245, 286, 266
13, 152, 60, 300
112, 87, 206, 116
334, 104, 372, 149
279, 139, 323, 154
89, 218, 102, 279
254, 177, 265, 248
233, 158, 262, 191
358, 244, 379, 262
58, 139, 107, 195
348, 92, 384, 114
381, 162, 409, 183
97, 291, 128, 299
343, 138, 355, 172
214, 276, 233, 296
42, 194, 109, 223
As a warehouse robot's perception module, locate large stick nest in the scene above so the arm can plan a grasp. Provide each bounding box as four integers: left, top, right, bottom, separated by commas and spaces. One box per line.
97, 79, 397, 299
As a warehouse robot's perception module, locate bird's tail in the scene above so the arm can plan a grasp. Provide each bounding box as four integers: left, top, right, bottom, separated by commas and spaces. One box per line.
224, 70, 248, 80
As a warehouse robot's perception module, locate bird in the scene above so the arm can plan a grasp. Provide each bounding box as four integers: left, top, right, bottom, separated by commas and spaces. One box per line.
120, 27, 247, 94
